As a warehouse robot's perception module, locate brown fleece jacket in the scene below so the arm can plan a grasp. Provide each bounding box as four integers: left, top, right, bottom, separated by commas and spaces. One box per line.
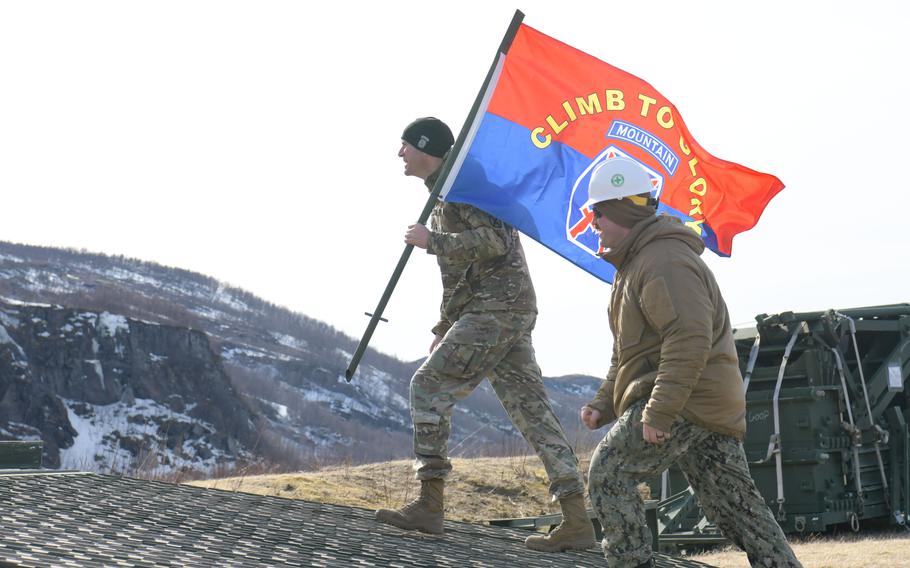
585, 215, 746, 439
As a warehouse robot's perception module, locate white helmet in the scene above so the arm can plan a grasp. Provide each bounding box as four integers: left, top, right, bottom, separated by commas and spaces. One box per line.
583, 156, 655, 208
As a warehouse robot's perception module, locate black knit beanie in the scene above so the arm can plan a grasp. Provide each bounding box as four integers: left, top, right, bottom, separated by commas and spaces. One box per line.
402, 117, 454, 158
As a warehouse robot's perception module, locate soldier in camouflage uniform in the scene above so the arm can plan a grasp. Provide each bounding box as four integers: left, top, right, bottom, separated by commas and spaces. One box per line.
580, 157, 802, 568
376, 117, 595, 552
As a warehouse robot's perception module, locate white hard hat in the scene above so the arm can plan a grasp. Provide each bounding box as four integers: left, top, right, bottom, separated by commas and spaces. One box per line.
583, 156, 654, 208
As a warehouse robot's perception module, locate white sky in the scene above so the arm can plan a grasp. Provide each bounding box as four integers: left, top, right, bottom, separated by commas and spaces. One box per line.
2, 1, 908, 378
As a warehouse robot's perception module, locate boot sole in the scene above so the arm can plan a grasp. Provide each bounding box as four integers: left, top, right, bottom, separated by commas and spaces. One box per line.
525, 539, 596, 552
376, 512, 444, 535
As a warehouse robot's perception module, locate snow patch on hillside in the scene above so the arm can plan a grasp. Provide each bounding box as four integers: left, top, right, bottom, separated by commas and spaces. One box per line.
59, 398, 235, 474
98, 312, 129, 336
214, 284, 249, 311
0, 422, 42, 440
356, 368, 408, 410
85, 359, 104, 388
222, 345, 293, 362
0, 324, 27, 359
0, 296, 52, 308
272, 332, 308, 351
103, 267, 161, 286
269, 401, 288, 419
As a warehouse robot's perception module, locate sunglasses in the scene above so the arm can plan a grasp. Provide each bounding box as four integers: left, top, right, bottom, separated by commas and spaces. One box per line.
591, 207, 604, 219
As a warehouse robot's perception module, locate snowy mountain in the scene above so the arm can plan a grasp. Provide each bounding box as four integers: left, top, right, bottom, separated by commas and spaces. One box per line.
0, 241, 603, 474
0, 299, 259, 473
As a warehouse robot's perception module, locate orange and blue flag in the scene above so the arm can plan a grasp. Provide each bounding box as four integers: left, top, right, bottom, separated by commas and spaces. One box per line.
440, 24, 783, 283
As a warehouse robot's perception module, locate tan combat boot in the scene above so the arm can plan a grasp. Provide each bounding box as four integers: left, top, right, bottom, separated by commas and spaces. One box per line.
524, 492, 596, 552
375, 478, 444, 534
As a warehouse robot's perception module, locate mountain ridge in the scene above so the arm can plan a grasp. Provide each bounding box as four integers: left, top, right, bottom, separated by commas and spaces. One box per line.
0, 240, 602, 473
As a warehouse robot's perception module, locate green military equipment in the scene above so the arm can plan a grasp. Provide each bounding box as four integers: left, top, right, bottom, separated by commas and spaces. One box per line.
651, 303, 910, 551
0, 441, 43, 470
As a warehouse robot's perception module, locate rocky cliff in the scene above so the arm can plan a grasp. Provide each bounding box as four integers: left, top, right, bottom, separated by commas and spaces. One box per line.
0, 299, 259, 471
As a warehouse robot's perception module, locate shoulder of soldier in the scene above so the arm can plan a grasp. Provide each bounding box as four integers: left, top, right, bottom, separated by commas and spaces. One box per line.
453, 202, 506, 229
628, 243, 704, 297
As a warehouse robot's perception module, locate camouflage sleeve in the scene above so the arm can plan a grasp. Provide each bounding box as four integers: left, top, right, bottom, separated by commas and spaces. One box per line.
431, 314, 452, 337
639, 261, 713, 433
425, 204, 510, 260
586, 341, 618, 427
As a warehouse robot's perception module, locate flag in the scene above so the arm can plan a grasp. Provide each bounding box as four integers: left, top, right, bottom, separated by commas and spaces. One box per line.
440, 24, 783, 283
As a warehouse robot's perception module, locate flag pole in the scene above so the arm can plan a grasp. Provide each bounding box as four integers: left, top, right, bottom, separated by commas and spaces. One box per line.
345, 9, 525, 381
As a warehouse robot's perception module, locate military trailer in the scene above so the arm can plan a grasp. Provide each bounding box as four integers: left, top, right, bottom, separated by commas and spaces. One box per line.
653, 303, 910, 549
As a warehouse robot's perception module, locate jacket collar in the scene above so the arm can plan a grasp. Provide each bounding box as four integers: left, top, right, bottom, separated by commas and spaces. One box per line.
424, 166, 442, 192
600, 215, 705, 271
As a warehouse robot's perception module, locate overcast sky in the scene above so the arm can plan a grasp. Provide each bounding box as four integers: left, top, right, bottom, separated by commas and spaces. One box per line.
2, 1, 908, 378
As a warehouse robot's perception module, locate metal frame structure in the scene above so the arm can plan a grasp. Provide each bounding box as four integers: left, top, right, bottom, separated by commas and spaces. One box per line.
653, 304, 910, 548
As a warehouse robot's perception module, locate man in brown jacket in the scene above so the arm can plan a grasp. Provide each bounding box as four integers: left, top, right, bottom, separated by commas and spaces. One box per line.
580, 156, 802, 568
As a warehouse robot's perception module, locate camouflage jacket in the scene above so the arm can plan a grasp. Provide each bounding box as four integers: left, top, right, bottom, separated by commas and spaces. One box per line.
585, 215, 746, 439
423, 169, 537, 337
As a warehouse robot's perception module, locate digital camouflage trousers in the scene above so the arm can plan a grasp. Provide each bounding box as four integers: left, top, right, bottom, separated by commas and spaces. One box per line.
588, 399, 803, 568
410, 311, 584, 499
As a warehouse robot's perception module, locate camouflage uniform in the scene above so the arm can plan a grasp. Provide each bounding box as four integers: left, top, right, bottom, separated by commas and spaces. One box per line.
589, 400, 801, 567
586, 215, 802, 567
410, 170, 584, 499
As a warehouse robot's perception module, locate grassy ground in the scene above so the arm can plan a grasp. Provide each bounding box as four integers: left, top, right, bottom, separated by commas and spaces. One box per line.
186, 455, 910, 567
687, 531, 910, 567
187, 455, 563, 522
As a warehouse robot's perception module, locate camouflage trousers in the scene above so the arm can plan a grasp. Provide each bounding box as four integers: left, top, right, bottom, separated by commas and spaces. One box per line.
410, 311, 585, 499
588, 400, 802, 568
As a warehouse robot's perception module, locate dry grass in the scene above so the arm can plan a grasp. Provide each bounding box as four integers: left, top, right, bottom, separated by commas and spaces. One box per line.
186, 455, 910, 566
186, 454, 564, 521
688, 530, 910, 567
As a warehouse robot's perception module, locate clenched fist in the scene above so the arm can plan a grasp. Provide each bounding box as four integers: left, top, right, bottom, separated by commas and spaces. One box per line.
580, 406, 601, 430
405, 224, 430, 249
